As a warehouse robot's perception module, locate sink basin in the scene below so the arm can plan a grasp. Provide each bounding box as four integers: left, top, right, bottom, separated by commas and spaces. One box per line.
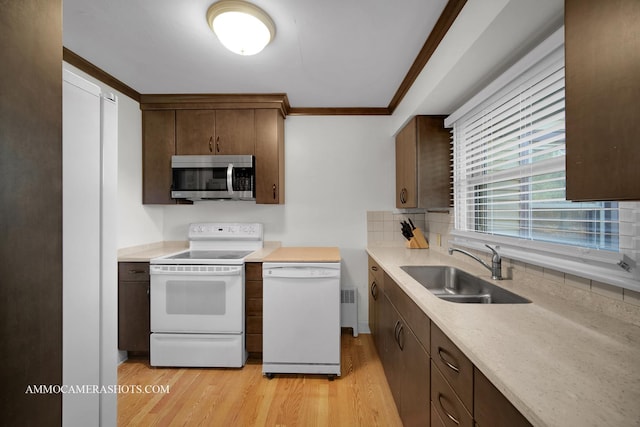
400, 265, 530, 304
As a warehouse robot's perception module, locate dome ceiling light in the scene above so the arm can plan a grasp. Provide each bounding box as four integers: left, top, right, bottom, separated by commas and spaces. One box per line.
206, 0, 276, 56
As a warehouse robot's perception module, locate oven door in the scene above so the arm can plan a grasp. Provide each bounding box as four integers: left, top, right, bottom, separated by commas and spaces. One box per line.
150, 265, 243, 333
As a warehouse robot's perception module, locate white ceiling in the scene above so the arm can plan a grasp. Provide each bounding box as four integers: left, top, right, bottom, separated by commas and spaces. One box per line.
63, 0, 564, 113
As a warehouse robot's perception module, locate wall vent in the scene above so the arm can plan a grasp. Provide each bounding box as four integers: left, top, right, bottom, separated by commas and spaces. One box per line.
340, 288, 358, 337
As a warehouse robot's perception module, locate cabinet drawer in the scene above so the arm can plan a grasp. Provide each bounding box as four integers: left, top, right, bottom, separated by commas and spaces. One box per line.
431, 360, 473, 427
431, 402, 447, 427
474, 367, 531, 427
118, 262, 150, 281
385, 272, 430, 353
245, 262, 262, 281
246, 280, 263, 299
368, 257, 384, 291
431, 324, 473, 413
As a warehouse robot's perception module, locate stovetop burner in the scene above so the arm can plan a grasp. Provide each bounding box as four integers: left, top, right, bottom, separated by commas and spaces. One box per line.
166, 250, 253, 261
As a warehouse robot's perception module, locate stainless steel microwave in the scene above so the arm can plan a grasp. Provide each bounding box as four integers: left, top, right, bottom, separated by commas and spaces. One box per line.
171, 155, 255, 201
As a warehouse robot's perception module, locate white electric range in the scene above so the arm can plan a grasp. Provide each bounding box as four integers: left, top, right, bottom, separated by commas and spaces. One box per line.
149, 223, 263, 367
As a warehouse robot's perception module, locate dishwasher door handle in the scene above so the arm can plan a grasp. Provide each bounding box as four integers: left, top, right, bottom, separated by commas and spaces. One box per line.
263, 267, 340, 279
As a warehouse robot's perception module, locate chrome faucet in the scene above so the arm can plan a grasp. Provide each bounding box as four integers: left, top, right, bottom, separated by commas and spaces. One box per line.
448, 244, 503, 280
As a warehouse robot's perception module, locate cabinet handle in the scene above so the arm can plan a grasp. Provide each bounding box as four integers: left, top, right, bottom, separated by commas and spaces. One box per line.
437, 393, 460, 425
393, 320, 401, 342
128, 269, 146, 274
370, 281, 378, 300
400, 188, 408, 204
438, 347, 460, 373
371, 266, 378, 272
146, 287, 150, 300
216, 136, 220, 153
208, 136, 213, 152
272, 184, 277, 200
397, 324, 404, 351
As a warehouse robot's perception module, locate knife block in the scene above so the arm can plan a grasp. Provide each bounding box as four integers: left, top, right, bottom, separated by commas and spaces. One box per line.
406, 228, 429, 249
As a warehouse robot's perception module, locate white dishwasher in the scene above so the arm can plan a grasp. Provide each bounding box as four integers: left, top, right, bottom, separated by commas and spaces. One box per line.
262, 259, 341, 379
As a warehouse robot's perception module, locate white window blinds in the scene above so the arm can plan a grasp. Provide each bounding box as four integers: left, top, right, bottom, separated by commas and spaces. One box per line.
452, 54, 619, 252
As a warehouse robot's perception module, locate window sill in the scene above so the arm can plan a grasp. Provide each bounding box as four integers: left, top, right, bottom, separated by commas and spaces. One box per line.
449, 230, 639, 293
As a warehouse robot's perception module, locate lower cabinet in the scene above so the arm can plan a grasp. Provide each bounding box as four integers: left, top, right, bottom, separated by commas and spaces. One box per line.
474, 368, 532, 427
377, 271, 431, 426
368, 257, 383, 355
245, 262, 263, 354
118, 262, 150, 352
368, 258, 532, 427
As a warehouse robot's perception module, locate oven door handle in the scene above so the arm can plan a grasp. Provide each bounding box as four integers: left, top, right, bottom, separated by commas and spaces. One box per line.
150, 265, 243, 275
227, 163, 234, 197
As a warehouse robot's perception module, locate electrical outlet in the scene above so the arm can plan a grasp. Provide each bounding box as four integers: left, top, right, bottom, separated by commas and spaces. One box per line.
437, 233, 442, 247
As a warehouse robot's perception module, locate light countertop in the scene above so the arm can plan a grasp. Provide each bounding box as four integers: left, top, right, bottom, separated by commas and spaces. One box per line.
117, 241, 281, 262
263, 246, 341, 263
367, 243, 640, 427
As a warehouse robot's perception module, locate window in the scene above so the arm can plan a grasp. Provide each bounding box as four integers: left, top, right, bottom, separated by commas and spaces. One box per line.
445, 28, 637, 291
452, 61, 619, 252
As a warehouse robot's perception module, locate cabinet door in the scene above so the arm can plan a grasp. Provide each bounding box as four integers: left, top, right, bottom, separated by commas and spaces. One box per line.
565, 0, 640, 201
369, 274, 380, 343
118, 280, 150, 352
215, 109, 255, 155
397, 323, 430, 427
396, 117, 417, 208
381, 293, 403, 410
416, 116, 451, 210
142, 110, 176, 204
175, 110, 216, 155
474, 367, 532, 427
368, 257, 383, 344
255, 109, 285, 204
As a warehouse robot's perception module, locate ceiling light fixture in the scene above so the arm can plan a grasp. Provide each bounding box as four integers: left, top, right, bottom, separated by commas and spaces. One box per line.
206, 0, 276, 56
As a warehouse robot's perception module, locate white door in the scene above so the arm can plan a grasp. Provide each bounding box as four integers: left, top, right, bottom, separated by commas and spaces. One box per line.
62, 68, 118, 427
63, 69, 101, 427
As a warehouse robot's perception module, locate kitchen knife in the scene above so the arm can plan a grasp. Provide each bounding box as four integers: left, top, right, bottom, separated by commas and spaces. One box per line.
400, 222, 409, 240
408, 218, 415, 230
401, 221, 414, 240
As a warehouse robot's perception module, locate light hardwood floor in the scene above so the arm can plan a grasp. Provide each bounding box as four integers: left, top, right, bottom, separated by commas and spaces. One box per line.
118, 332, 402, 426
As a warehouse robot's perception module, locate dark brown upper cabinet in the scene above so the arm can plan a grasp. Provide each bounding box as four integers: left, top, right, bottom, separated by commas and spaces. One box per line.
565, 0, 640, 201
142, 110, 176, 204
176, 109, 255, 155
396, 115, 451, 210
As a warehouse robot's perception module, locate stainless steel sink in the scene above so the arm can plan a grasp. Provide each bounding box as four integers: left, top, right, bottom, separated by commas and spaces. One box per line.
400, 265, 530, 304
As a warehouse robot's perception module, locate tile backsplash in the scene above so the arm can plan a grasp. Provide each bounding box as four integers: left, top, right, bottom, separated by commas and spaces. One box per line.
367, 209, 640, 326
366, 211, 427, 244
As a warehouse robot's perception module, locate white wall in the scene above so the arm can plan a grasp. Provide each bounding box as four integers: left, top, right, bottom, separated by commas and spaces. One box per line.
162, 115, 396, 330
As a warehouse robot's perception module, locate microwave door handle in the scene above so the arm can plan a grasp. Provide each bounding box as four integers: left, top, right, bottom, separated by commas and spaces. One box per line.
227, 163, 234, 197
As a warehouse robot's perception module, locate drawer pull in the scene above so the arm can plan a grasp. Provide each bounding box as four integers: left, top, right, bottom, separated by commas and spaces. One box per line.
128, 269, 146, 274
397, 324, 404, 351
371, 266, 378, 272
370, 281, 378, 300
437, 393, 460, 425
393, 320, 401, 342
438, 347, 460, 373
